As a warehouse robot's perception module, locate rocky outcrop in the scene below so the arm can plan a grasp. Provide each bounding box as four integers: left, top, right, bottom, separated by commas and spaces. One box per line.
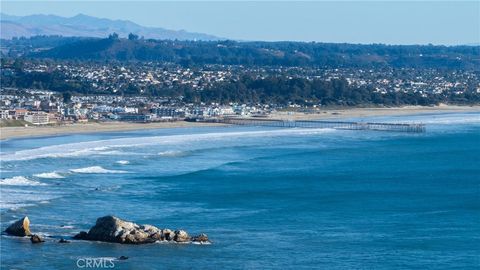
5, 216, 32, 237
74, 216, 209, 245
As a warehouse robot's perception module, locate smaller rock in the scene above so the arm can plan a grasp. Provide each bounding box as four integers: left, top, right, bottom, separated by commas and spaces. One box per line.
30, 234, 44, 244
118, 256, 129, 260
192, 233, 209, 243
58, 238, 70, 243
173, 230, 190, 242
73, 231, 88, 240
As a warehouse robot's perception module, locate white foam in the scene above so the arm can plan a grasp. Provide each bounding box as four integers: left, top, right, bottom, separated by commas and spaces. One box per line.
158, 150, 187, 157
0, 187, 61, 211
115, 160, 130, 165
70, 166, 128, 174
34, 172, 66, 179
0, 145, 121, 162
1, 128, 336, 162
418, 115, 480, 124
1, 203, 35, 210
0, 176, 46, 186
376, 112, 480, 125
191, 241, 212, 245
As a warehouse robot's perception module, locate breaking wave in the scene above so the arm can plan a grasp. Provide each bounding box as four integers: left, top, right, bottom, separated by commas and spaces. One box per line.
0, 176, 46, 186
116, 160, 130, 165
1, 128, 335, 162
70, 166, 128, 174
34, 172, 66, 179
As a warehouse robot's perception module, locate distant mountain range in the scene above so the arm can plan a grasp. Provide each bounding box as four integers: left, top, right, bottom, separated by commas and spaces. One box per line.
0, 13, 223, 41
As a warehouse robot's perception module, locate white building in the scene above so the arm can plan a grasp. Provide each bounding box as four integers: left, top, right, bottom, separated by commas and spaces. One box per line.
0, 110, 9, 119
24, 112, 49, 125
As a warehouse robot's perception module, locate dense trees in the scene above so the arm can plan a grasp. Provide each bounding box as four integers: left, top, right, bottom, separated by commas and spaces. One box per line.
192, 76, 477, 106
4, 68, 477, 106
24, 36, 480, 70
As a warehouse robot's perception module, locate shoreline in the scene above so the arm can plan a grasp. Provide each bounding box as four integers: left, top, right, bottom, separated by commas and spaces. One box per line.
0, 121, 225, 141
1, 105, 479, 140
268, 105, 480, 121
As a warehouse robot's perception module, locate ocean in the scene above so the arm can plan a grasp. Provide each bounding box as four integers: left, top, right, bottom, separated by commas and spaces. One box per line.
1, 112, 479, 269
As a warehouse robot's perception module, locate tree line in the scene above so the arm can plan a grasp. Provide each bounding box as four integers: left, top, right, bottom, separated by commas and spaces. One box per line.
3, 69, 479, 106
20, 36, 480, 70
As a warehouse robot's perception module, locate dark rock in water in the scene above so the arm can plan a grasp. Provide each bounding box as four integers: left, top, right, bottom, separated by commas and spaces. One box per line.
5, 216, 32, 237
76, 216, 210, 245
30, 234, 44, 243
118, 256, 129, 260
73, 231, 88, 240
58, 238, 70, 243
192, 233, 209, 243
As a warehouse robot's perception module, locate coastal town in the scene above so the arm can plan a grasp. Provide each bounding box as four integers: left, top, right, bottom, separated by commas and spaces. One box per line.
1, 59, 479, 126
0, 87, 271, 125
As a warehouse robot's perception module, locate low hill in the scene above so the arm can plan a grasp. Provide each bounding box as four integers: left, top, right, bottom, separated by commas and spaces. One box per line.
32, 36, 480, 70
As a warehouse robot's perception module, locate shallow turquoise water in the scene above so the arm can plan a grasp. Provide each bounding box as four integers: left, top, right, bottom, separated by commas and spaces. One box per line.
1, 113, 479, 269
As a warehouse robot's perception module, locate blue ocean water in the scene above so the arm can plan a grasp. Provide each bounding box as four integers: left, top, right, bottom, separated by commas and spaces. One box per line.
0, 113, 479, 269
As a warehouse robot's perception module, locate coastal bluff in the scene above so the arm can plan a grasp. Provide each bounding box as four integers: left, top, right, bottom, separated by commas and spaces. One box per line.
74, 216, 210, 244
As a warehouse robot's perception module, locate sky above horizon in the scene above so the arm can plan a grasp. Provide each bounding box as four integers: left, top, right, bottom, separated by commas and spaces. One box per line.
1, 1, 479, 45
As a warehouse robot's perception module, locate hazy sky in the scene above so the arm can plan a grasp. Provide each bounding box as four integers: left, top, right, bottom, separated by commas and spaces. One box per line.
1, 1, 479, 45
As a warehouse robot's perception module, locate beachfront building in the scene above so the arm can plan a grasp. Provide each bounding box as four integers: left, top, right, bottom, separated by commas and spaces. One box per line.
151, 107, 186, 119
0, 109, 28, 120
0, 109, 9, 119
117, 113, 153, 122
24, 112, 49, 125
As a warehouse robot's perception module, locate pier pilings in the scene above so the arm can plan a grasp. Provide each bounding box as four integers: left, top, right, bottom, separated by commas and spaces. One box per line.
214, 118, 426, 133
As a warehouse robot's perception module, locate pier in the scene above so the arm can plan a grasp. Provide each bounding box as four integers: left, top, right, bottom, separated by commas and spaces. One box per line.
213, 117, 426, 133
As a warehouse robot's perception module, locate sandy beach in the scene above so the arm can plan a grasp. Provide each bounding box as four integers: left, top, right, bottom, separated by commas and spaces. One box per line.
1, 105, 479, 140
0, 121, 224, 140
